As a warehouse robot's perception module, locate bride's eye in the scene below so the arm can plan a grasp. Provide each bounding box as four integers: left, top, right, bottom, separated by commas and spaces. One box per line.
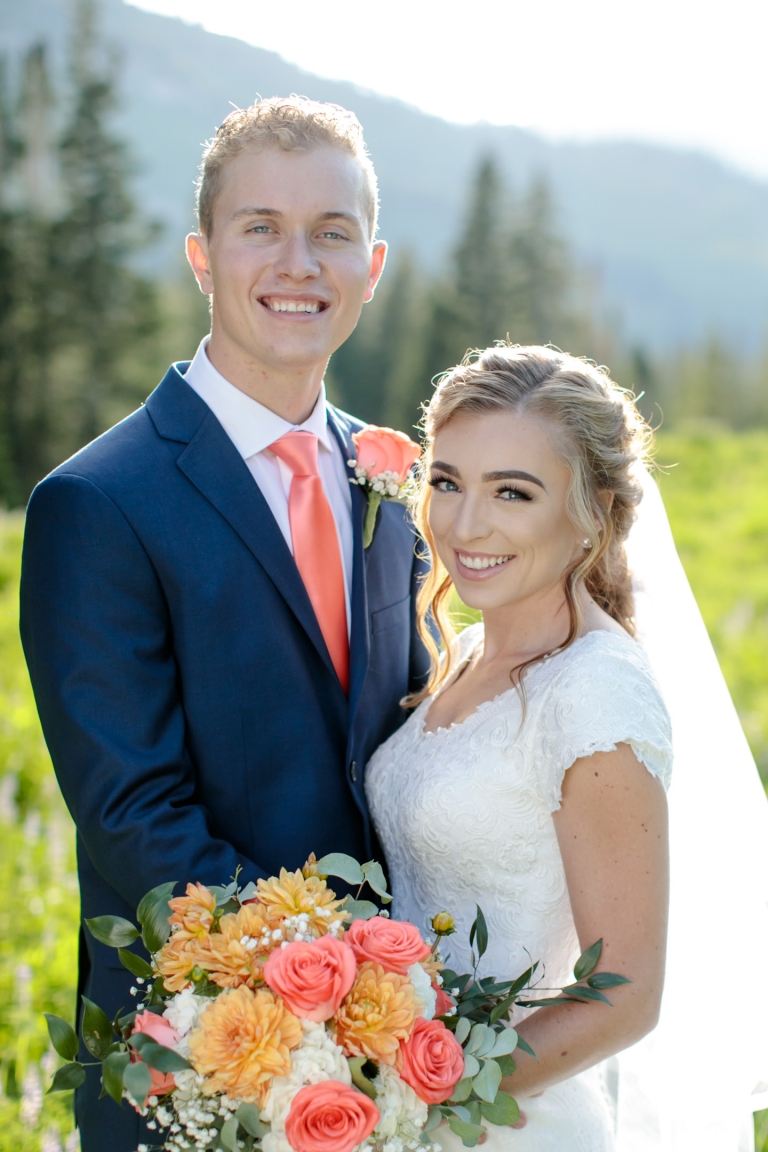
497, 485, 531, 502
428, 475, 460, 493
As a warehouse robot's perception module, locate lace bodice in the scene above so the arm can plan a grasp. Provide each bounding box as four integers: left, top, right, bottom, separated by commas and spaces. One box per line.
366, 623, 672, 1025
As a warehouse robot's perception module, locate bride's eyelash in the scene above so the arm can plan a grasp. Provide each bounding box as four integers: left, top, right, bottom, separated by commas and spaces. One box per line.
497, 484, 532, 501
428, 474, 454, 488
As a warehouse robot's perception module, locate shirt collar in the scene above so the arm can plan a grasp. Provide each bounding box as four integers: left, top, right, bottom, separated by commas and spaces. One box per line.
181, 335, 333, 461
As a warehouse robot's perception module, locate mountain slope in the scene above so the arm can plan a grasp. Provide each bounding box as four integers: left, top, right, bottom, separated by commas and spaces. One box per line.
3, 0, 768, 349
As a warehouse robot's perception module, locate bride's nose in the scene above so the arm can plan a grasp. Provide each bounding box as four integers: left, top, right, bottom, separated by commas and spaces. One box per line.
452, 491, 493, 543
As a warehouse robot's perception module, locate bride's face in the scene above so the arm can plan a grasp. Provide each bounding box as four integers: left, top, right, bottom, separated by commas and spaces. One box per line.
427, 409, 584, 613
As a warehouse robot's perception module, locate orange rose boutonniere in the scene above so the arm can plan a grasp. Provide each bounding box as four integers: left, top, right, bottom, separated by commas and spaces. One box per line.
349, 425, 421, 547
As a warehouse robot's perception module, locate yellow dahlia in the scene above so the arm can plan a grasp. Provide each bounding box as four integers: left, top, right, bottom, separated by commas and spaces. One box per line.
205, 904, 274, 990
188, 986, 302, 1105
168, 882, 217, 942
255, 868, 348, 936
333, 961, 418, 1065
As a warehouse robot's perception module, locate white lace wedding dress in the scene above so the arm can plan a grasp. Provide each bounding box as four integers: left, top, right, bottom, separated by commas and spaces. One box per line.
366, 624, 673, 1152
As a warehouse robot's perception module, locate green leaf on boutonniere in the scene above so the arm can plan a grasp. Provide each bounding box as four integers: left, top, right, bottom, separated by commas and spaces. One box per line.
363, 492, 382, 548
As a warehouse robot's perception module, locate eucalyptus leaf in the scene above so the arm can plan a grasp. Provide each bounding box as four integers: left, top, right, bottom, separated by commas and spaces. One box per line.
471, 1058, 502, 1104
102, 1051, 130, 1105
236, 1102, 267, 1137
465, 1023, 490, 1056
447, 1116, 486, 1147
47, 1062, 85, 1093
454, 1016, 471, 1045
495, 1054, 516, 1077
123, 1059, 151, 1105
474, 906, 488, 959
137, 881, 176, 954
515, 1035, 538, 1060
315, 853, 364, 885
448, 1078, 473, 1103
360, 861, 392, 903
573, 938, 602, 981
490, 1029, 518, 1058
81, 996, 114, 1060
238, 881, 258, 903
446, 1106, 471, 1121
348, 1056, 378, 1100
44, 1013, 79, 1062
208, 880, 238, 906
118, 949, 154, 979
85, 915, 139, 949
220, 1115, 239, 1151
480, 1091, 520, 1126
339, 897, 379, 921
476, 1029, 497, 1059
425, 1107, 443, 1132
461, 1053, 480, 1078
587, 972, 631, 990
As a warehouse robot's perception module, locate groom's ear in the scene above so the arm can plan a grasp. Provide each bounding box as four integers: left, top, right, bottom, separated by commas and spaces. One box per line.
363, 240, 388, 304
186, 233, 214, 296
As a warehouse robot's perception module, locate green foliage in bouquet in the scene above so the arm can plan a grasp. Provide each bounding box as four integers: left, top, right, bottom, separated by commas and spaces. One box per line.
430, 907, 630, 1147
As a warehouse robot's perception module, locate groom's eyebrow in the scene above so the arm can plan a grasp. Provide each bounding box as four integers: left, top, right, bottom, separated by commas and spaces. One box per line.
483, 469, 546, 489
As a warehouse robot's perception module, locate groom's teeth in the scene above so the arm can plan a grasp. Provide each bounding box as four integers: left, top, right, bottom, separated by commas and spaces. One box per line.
459, 554, 512, 570
265, 299, 321, 313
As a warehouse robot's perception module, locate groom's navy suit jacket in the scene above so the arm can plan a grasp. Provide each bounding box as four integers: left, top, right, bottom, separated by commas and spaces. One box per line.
20, 363, 429, 1151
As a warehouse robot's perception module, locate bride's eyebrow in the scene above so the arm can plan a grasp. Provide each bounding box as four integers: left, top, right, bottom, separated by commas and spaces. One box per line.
483, 468, 546, 490
430, 460, 460, 476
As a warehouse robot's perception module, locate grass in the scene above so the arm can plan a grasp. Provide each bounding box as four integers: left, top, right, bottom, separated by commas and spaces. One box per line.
0, 427, 766, 1149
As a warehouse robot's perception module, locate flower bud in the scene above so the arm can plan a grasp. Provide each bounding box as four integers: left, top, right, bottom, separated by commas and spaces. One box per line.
431, 912, 456, 937
302, 853, 322, 879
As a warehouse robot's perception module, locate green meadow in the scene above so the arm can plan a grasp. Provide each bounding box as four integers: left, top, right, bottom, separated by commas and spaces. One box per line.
0, 427, 767, 1149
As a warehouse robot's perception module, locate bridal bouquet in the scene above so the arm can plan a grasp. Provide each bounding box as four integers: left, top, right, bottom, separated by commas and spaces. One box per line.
44, 855, 626, 1151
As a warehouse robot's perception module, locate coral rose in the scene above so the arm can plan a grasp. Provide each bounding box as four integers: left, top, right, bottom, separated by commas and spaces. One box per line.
264, 936, 356, 1022
188, 986, 302, 1105
333, 962, 418, 1065
433, 983, 456, 1018
345, 916, 430, 975
397, 1017, 465, 1104
284, 1081, 379, 1152
352, 427, 420, 484
254, 869, 348, 936
168, 882, 217, 941
130, 1011, 181, 1099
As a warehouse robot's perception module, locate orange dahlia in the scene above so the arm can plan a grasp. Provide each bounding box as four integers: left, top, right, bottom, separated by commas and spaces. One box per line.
168, 882, 217, 942
155, 935, 210, 993
188, 986, 302, 1105
333, 961, 418, 1065
255, 868, 348, 936
205, 904, 275, 990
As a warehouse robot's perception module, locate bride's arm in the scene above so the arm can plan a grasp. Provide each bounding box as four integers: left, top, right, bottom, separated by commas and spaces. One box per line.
501, 743, 669, 1099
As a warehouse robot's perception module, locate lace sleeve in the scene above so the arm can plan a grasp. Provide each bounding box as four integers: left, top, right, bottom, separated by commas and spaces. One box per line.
536, 633, 673, 812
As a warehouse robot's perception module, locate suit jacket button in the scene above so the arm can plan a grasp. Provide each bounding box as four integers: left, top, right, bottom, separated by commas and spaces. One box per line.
350, 761, 359, 783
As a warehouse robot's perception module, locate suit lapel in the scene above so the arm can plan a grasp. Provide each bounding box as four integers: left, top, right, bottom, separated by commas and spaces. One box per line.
326, 406, 370, 724
146, 368, 340, 686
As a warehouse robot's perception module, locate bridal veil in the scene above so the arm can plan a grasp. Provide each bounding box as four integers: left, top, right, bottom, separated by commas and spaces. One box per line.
615, 468, 768, 1151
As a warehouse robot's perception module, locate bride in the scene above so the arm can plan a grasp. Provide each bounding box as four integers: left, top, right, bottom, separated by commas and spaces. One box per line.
366, 343, 672, 1151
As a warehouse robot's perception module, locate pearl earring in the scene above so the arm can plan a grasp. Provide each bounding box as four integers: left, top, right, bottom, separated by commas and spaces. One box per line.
582, 537, 592, 548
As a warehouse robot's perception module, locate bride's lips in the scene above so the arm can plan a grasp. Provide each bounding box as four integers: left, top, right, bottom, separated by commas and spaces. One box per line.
455, 549, 515, 581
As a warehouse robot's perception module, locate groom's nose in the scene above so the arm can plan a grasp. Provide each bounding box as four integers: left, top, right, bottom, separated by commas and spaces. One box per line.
273, 230, 322, 281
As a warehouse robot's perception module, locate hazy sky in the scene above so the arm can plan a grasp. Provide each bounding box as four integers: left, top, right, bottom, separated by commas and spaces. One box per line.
130, 0, 768, 180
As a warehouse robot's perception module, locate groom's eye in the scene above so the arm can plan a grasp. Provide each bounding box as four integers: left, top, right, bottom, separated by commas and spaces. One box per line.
249, 224, 272, 233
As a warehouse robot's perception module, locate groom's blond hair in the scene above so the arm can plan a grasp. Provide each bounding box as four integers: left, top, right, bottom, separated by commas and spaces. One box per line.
196, 95, 379, 240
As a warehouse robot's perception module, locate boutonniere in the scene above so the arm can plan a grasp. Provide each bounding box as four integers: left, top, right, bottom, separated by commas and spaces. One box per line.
348, 425, 421, 547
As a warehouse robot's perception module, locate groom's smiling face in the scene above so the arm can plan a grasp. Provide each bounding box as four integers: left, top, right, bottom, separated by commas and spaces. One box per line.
188, 144, 386, 380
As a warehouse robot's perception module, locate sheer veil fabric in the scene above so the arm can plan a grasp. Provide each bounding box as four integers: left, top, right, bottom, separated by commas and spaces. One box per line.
616, 468, 768, 1151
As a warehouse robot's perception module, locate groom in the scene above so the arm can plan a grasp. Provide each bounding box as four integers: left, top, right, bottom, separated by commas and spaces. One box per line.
20, 96, 428, 1152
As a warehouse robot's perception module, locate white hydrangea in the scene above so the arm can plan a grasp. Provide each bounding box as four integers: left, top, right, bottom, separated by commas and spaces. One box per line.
407, 962, 437, 1020
372, 1064, 429, 1149
163, 987, 208, 1038
260, 1020, 351, 1152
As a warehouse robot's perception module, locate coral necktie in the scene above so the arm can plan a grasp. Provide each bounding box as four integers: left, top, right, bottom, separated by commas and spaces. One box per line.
270, 431, 349, 694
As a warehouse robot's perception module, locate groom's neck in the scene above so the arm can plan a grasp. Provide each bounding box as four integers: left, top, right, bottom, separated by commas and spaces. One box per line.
205, 329, 327, 424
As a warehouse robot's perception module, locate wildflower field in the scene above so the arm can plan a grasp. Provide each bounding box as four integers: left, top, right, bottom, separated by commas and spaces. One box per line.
0, 427, 767, 1151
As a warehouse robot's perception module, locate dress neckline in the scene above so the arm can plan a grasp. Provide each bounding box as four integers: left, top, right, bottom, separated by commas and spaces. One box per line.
419, 627, 635, 738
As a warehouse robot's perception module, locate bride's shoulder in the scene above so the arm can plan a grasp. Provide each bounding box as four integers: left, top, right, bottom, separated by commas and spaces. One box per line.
534, 629, 673, 809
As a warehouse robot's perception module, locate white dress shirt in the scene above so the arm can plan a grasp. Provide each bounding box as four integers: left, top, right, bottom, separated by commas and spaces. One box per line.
182, 336, 353, 632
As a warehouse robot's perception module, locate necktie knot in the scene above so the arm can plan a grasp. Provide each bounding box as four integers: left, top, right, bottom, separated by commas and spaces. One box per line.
270, 431, 319, 477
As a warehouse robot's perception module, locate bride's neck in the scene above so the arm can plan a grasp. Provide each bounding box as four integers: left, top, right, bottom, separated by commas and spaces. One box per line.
479, 582, 588, 665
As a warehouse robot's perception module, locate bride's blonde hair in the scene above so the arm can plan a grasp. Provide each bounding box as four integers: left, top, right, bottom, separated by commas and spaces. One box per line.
406, 344, 653, 708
